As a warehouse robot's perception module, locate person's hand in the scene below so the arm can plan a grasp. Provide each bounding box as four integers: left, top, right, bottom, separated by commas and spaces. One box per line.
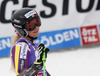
35, 43, 49, 62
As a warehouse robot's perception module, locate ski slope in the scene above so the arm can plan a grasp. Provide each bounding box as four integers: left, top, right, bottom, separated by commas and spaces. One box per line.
1, 44, 100, 76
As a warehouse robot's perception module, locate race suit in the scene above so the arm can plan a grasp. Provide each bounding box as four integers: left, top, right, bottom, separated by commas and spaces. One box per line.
11, 38, 50, 76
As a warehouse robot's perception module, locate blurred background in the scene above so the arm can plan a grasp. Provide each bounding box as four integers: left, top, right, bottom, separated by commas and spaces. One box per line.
0, 0, 100, 76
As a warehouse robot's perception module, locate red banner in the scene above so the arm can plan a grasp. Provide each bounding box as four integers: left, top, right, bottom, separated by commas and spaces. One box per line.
80, 25, 99, 45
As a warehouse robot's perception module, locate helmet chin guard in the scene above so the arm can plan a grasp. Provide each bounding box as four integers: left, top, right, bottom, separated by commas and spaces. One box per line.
15, 28, 28, 37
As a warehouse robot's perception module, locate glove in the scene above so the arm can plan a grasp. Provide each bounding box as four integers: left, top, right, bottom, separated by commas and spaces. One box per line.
17, 62, 43, 76
35, 43, 49, 62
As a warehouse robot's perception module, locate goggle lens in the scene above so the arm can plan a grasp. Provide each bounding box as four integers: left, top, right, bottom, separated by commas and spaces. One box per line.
25, 17, 41, 31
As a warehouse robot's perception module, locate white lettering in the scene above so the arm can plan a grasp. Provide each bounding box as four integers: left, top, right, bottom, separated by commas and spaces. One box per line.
63, 31, 70, 41
2, 39, 11, 48
55, 34, 63, 43
70, 29, 79, 39
83, 37, 88, 42
82, 28, 87, 36
49, 36, 57, 45
36, 29, 79, 48
88, 36, 98, 42
0, 38, 11, 50
92, 29, 97, 35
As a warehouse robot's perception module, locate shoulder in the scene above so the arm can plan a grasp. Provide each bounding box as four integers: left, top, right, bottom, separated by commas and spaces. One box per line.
14, 42, 30, 51
14, 41, 29, 47
16, 42, 29, 46
15, 38, 30, 47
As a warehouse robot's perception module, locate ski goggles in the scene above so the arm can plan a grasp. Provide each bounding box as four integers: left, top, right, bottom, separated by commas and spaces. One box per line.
25, 16, 41, 31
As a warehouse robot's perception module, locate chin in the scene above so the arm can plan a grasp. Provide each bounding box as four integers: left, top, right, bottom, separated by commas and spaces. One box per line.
34, 33, 39, 37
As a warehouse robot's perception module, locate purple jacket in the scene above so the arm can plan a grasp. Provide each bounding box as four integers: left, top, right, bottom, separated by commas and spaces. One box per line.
11, 38, 50, 76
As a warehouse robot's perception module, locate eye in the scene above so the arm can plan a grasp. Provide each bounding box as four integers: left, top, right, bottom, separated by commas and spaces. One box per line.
27, 23, 34, 28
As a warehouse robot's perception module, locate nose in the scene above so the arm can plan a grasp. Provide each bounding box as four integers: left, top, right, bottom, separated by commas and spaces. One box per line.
34, 25, 39, 30
36, 25, 39, 28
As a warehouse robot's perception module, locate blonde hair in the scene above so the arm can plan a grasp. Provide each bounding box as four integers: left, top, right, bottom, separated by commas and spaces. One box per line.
11, 34, 21, 46
10, 32, 21, 72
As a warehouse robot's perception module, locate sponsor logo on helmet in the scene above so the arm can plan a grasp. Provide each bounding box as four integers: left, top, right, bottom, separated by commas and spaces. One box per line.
14, 24, 22, 28
24, 10, 36, 18
14, 19, 20, 23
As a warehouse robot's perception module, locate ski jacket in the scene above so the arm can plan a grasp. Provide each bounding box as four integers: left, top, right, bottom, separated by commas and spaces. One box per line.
11, 38, 50, 76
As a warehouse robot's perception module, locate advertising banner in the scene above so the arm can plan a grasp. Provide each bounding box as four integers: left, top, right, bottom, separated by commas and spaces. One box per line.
35, 28, 81, 50
0, 0, 100, 56
0, 36, 11, 57
80, 25, 99, 45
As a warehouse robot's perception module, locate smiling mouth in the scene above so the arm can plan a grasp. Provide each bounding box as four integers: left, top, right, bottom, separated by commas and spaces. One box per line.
33, 31, 38, 33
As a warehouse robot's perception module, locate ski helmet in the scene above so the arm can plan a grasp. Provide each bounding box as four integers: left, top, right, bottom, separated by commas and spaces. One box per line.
11, 8, 41, 37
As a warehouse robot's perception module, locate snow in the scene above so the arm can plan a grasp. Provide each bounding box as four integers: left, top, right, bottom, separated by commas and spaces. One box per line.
1, 44, 100, 76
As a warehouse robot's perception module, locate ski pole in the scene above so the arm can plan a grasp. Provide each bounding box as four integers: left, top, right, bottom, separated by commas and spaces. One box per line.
42, 48, 46, 76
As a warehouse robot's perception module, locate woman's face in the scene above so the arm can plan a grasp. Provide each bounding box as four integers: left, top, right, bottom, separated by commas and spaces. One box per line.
28, 25, 40, 38
27, 18, 40, 38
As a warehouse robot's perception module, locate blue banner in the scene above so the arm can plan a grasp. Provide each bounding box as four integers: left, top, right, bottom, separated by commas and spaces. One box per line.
0, 28, 82, 57
35, 28, 81, 50
0, 36, 11, 57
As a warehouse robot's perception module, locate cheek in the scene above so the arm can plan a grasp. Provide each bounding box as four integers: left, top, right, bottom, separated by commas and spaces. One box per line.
28, 31, 39, 37
28, 27, 40, 37
28, 31, 34, 35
